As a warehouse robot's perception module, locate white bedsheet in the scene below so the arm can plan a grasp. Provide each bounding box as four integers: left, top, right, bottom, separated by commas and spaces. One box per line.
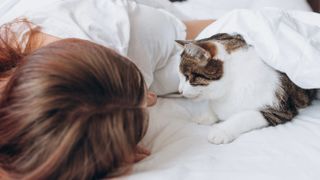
129, 98, 320, 180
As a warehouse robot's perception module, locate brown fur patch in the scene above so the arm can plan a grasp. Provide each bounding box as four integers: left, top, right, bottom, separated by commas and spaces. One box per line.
179, 51, 223, 86
260, 73, 317, 126
199, 33, 248, 54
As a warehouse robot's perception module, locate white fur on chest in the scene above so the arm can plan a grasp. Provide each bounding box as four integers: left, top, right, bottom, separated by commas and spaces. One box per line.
209, 47, 281, 120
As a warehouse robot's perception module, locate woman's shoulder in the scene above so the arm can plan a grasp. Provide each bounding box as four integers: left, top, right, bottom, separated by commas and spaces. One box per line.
1, 0, 133, 55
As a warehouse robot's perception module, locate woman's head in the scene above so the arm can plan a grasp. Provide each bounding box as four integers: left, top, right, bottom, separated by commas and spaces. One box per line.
0, 37, 150, 179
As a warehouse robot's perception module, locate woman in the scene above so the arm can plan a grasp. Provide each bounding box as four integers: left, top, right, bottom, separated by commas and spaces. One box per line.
0, 20, 156, 179
0, 0, 214, 179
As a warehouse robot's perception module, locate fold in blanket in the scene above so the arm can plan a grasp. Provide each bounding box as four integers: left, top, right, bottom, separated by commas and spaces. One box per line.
197, 8, 320, 90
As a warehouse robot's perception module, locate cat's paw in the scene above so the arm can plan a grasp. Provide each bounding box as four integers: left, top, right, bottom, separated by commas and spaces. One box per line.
207, 126, 236, 144
191, 112, 218, 125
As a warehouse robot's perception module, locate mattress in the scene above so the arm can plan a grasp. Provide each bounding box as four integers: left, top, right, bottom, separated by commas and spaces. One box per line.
127, 1, 320, 180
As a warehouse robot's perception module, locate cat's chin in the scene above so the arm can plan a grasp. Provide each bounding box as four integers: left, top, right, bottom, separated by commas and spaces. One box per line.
183, 94, 209, 101
194, 96, 210, 101
182, 94, 200, 99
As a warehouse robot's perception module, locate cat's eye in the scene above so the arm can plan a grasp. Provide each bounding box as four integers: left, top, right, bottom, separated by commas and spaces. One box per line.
192, 72, 210, 80
185, 74, 189, 81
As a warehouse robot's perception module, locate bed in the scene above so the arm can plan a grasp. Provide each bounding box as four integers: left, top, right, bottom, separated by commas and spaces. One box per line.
1, 0, 319, 180
127, 1, 320, 180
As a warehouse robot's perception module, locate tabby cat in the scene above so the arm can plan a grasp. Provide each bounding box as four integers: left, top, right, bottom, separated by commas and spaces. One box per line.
176, 33, 316, 144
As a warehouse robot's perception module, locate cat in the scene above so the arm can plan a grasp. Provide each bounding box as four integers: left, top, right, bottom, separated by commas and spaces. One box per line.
176, 33, 317, 144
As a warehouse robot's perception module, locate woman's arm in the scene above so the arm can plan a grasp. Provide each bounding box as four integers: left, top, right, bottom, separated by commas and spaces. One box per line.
184, 19, 215, 40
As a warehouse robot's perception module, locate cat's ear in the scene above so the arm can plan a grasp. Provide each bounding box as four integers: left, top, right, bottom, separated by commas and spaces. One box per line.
175, 40, 193, 47
197, 42, 217, 58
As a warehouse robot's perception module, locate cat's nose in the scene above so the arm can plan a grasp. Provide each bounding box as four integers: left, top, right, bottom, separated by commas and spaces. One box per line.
178, 86, 183, 94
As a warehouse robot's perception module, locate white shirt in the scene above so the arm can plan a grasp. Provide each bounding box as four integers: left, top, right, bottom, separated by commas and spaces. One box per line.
0, 0, 186, 94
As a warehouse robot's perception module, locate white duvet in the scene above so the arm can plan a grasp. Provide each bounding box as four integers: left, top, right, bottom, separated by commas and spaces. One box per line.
128, 6, 320, 180
197, 8, 320, 89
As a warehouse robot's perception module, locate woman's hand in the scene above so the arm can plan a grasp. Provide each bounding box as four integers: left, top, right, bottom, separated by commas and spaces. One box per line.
134, 145, 151, 162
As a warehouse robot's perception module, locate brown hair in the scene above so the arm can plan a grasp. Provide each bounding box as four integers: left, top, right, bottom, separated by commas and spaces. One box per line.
0, 20, 148, 179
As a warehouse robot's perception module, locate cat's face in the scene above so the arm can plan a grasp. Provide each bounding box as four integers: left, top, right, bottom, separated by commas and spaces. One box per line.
176, 33, 247, 99
177, 41, 223, 99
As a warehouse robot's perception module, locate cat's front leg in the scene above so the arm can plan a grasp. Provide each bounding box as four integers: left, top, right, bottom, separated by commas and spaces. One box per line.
208, 110, 269, 144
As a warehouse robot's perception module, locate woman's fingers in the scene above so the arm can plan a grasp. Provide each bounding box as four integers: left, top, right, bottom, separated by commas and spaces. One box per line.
134, 153, 149, 162
135, 145, 151, 155
134, 145, 151, 162
147, 91, 157, 107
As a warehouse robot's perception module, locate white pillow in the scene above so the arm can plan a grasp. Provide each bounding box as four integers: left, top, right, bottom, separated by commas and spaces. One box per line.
127, 3, 186, 94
